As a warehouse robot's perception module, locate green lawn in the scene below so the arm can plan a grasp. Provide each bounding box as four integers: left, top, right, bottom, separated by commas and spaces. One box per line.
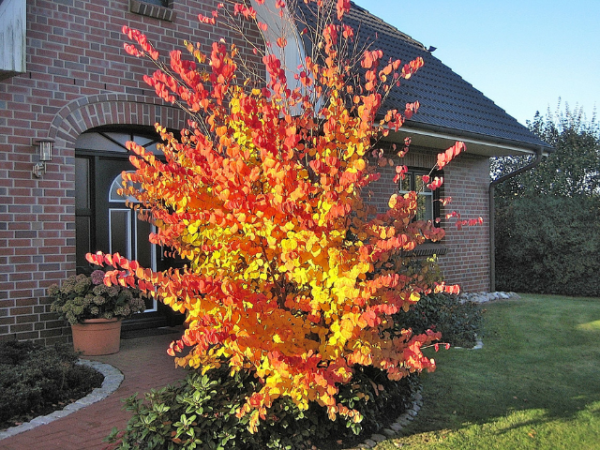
375, 294, 600, 450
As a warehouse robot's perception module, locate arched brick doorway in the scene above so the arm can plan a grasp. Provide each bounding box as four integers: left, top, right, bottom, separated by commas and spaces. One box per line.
49, 96, 187, 329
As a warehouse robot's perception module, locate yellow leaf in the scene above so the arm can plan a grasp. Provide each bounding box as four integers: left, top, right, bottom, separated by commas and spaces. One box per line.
410, 292, 420, 302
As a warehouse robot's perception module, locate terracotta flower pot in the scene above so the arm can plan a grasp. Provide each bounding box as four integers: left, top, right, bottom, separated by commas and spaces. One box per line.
71, 318, 122, 356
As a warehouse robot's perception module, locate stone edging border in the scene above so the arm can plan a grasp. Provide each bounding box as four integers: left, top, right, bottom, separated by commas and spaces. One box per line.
0, 360, 124, 441
459, 291, 520, 304
342, 385, 424, 449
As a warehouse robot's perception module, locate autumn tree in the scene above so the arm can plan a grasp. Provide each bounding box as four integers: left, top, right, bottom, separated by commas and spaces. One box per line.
88, 0, 467, 432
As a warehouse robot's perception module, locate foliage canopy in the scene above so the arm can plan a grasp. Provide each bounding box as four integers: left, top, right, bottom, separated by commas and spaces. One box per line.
492, 105, 600, 200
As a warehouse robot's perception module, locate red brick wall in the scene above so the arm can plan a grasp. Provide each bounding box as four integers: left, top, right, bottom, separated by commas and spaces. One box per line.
368, 146, 491, 293
0, 0, 262, 344
438, 154, 491, 292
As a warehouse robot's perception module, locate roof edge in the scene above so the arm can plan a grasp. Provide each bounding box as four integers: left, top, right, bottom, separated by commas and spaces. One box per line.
388, 121, 554, 157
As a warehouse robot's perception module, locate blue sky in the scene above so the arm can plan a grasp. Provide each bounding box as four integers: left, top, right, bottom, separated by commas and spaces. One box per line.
352, 0, 600, 125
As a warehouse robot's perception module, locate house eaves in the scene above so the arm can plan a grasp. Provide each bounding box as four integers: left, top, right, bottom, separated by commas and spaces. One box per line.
386, 122, 554, 158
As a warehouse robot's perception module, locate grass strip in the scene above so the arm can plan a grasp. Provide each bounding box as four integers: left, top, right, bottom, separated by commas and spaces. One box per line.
375, 294, 600, 450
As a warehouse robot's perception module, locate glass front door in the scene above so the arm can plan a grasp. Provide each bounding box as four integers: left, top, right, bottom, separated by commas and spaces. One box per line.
96, 159, 159, 314
75, 128, 184, 329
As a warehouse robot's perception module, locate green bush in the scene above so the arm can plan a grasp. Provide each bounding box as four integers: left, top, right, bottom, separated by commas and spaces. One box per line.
0, 341, 104, 427
495, 195, 600, 296
399, 293, 483, 348
105, 364, 418, 450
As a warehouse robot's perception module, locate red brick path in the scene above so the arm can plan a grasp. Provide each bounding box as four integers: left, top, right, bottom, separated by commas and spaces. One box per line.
0, 332, 187, 450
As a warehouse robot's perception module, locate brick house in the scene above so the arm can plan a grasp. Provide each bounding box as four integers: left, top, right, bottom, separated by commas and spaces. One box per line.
0, 0, 550, 345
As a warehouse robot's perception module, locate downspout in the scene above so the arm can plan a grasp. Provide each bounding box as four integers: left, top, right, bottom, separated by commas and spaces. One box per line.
489, 147, 544, 291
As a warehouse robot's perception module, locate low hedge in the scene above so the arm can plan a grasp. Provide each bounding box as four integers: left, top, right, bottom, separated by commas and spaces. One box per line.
106, 292, 484, 449
105, 363, 417, 450
399, 292, 483, 348
0, 340, 104, 428
495, 195, 600, 296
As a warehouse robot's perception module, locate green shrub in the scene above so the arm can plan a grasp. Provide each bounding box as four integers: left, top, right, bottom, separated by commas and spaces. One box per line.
495, 195, 600, 296
0, 341, 104, 427
399, 293, 483, 348
105, 364, 418, 450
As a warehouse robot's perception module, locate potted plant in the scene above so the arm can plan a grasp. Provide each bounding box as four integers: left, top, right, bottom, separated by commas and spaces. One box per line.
48, 270, 146, 355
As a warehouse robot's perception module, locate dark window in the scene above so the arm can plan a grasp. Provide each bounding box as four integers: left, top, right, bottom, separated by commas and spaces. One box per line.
398, 169, 440, 222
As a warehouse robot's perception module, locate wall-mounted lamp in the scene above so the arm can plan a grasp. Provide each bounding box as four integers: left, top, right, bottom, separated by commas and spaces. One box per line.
33, 139, 54, 178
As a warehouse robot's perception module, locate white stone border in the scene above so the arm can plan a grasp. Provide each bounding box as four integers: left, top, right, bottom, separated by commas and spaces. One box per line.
0, 360, 123, 440
459, 291, 520, 304
343, 385, 424, 449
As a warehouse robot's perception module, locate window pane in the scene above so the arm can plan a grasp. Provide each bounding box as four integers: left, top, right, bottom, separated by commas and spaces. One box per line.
415, 174, 433, 193
399, 173, 413, 192
135, 214, 158, 311
110, 209, 131, 258
136, 214, 153, 269
104, 132, 132, 148
144, 142, 162, 154
75, 132, 127, 152
133, 135, 153, 147
416, 193, 433, 221
75, 157, 90, 209
76, 216, 91, 271
109, 172, 141, 203
415, 174, 424, 192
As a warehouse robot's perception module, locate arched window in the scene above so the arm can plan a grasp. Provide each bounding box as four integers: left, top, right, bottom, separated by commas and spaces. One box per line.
75, 129, 162, 154
75, 126, 184, 328
109, 171, 141, 203
75, 128, 164, 317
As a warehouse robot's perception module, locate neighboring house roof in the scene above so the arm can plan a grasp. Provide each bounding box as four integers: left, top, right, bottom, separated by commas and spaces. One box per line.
295, 1, 552, 156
